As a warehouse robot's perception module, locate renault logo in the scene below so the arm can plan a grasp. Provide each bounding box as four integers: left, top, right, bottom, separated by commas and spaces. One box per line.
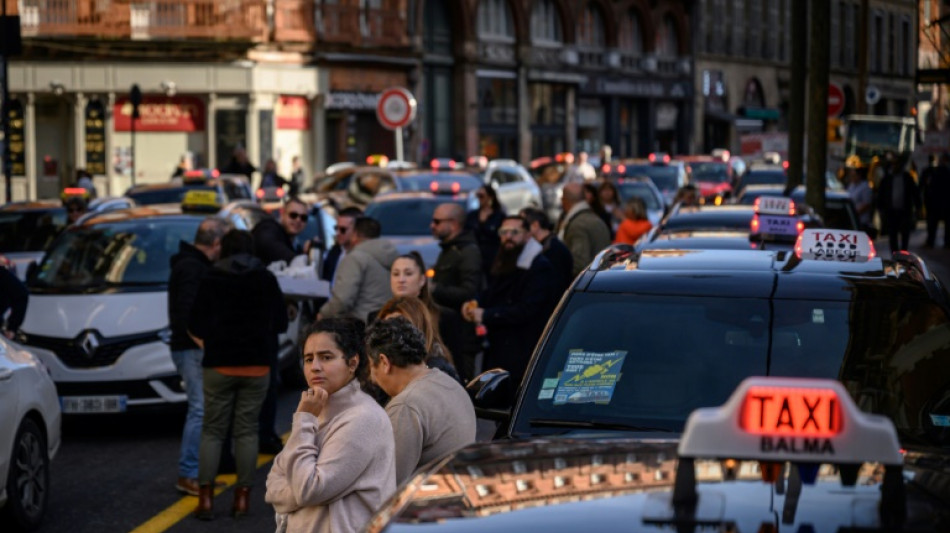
80, 331, 100, 358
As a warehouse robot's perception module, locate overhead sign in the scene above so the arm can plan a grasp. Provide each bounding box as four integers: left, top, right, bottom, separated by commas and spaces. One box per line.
865, 85, 881, 106
276, 96, 310, 130
827, 83, 844, 117
376, 87, 416, 130
114, 95, 205, 132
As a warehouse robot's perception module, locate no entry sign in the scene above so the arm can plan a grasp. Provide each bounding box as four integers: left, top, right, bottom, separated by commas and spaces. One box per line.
376, 87, 416, 130
828, 83, 844, 117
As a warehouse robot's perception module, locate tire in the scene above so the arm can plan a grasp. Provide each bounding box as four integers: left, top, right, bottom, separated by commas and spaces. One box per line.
2, 418, 49, 532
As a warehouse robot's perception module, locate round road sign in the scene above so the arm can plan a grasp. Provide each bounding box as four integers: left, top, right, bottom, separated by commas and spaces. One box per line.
827, 83, 844, 117
865, 85, 881, 106
376, 87, 417, 130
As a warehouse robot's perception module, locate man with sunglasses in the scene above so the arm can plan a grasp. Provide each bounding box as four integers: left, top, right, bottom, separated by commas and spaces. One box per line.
252, 197, 310, 266
321, 206, 363, 284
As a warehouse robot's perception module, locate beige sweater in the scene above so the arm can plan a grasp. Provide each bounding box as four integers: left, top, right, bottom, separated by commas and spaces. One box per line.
265, 379, 396, 533
386, 368, 477, 483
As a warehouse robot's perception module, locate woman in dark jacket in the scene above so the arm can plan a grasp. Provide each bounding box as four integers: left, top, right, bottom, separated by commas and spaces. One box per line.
465, 184, 505, 281
188, 229, 288, 519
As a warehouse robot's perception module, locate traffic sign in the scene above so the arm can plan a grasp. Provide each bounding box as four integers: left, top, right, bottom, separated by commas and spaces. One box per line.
865, 85, 881, 106
827, 83, 844, 117
376, 87, 416, 131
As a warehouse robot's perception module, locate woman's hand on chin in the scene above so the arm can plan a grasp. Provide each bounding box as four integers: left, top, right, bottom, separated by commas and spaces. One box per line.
297, 387, 329, 416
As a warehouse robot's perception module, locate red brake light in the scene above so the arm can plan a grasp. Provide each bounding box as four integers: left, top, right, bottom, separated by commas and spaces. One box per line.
648, 153, 656, 163
276, 188, 286, 198
867, 239, 876, 260
663, 154, 671, 164
750, 215, 760, 233
429, 181, 439, 192
601, 164, 610, 174
782, 161, 790, 170
63, 187, 87, 195
211, 169, 220, 178
430, 159, 440, 169
451, 182, 460, 193
796, 220, 805, 233
617, 164, 626, 174
448, 160, 456, 169
366, 155, 374, 164
788, 199, 797, 216
255, 189, 265, 198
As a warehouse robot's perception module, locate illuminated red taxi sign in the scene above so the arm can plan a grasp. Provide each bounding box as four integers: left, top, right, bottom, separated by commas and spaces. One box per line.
678, 377, 902, 465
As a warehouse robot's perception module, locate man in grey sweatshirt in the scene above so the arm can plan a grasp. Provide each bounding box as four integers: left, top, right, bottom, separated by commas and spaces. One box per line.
366, 317, 477, 483
318, 216, 398, 320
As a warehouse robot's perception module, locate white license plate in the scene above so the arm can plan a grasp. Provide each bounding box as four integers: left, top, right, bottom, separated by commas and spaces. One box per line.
758, 215, 798, 236
60, 395, 128, 414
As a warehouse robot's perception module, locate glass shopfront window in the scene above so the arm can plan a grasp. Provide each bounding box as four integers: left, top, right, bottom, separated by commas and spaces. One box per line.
530, 83, 567, 158
478, 78, 518, 125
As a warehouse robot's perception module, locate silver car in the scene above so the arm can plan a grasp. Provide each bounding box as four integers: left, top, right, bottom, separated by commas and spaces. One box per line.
481, 159, 543, 214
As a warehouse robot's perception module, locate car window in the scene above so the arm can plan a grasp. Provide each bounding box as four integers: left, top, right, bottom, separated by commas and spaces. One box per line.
615, 183, 662, 210
492, 169, 522, 186
741, 170, 787, 189
514, 293, 774, 436
32, 219, 201, 290
223, 181, 251, 200
0, 209, 68, 252
624, 165, 679, 190
127, 186, 213, 205
365, 200, 464, 236
398, 173, 482, 193
690, 162, 731, 184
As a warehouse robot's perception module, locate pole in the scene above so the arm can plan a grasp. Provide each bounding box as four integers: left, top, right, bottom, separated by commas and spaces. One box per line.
806, 0, 830, 219
2, 0, 11, 203
785, 0, 807, 194
131, 115, 136, 187
395, 126, 403, 163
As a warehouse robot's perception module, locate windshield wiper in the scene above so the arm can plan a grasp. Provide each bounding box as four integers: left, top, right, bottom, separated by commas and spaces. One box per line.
528, 418, 675, 433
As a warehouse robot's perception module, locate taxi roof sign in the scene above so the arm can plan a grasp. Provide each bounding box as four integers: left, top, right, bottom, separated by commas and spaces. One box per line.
181, 189, 221, 212
678, 376, 901, 465
795, 228, 875, 262
753, 195, 796, 216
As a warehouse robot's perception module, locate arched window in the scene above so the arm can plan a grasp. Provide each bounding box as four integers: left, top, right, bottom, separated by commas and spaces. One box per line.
478, 0, 515, 42
657, 14, 678, 57
531, 0, 563, 44
577, 2, 605, 48
618, 9, 643, 54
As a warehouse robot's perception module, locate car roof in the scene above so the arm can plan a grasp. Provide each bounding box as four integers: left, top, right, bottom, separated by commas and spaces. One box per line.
75, 205, 197, 227
661, 205, 755, 231
367, 191, 467, 205
371, 436, 949, 532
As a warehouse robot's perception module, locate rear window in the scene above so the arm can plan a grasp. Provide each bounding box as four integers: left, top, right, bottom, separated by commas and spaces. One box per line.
127, 186, 215, 205
615, 183, 662, 210
397, 173, 482, 193
366, 199, 464, 236
623, 165, 679, 191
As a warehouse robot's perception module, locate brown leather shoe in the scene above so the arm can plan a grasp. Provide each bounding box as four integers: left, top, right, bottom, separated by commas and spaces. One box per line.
195, 484, 214, 520
232, 486, 250, 518
176, 477, 200, 496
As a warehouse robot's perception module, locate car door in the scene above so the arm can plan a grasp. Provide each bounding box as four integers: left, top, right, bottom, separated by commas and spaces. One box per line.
0, 340, 22, 470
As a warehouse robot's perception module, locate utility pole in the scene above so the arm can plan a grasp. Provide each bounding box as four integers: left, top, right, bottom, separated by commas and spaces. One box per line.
786, 0, 807, 193
806, 0, 830, 218
130, 84, 141, 187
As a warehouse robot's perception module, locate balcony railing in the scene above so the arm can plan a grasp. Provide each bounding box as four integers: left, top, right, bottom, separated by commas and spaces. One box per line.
17, 0, 268, 41
319, 4, 360, 44
273, 0, 315, 43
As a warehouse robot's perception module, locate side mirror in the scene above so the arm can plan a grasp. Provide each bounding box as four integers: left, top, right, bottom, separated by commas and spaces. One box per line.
466, 368, 512, 421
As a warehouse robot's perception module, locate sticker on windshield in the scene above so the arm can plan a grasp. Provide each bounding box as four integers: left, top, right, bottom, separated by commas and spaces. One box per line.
553, 350, 627, 405
931, 414, 950, 427
538, 377, 560, 400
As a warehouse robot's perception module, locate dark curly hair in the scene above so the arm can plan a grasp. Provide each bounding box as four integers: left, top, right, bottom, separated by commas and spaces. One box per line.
365, 316, 427, 368
302, 317, 367, 379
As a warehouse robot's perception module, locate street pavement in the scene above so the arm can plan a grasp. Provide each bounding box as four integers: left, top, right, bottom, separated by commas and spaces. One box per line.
875, 220, 950, 282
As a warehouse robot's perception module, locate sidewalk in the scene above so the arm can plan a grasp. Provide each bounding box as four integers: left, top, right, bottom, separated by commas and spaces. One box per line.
875, 221, 950, 282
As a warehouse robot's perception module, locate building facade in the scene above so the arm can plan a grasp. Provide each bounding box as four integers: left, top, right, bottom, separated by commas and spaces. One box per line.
693, 0, 918, 157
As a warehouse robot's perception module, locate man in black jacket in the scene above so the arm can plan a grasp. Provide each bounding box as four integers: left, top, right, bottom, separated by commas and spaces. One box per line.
463, 215, 558, 395
0, 266, 28, 340
168, 217, 228, 496
521, 207, 574, 295
430, 202, 482, 381
876, 154, 921, 253
252, 197, 309, 265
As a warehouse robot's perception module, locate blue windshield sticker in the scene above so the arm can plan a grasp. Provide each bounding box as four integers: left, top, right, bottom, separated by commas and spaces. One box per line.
931, 414, 950, 427
538, 376, 560, 400
553, 350, 627, 405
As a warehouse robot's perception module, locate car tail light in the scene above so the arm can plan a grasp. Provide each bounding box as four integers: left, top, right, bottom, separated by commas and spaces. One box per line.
601, 164, 610, 174
648, 153, 656, 163
451, 182, 460, 194
276, 188, 286, 198
255, 189, 265, 198
796, 220, 805, 233
430, 181, 439, 192
750, 215, 760, 233
430, 159, 440, 169
617, 164, 626, 174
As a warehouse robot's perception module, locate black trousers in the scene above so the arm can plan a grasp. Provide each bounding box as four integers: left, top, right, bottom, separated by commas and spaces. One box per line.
925, 206, 950, 247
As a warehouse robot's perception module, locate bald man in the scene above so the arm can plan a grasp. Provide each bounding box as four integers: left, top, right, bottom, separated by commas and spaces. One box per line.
430, 202, 482, 380
558, 182, 611, 276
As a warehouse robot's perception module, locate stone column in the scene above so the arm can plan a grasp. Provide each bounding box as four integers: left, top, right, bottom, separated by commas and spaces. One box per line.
207, 92, 217, 170
73, 92, 87, 171
246, 93, 259, 188
24, 93, 36, 201
105, 92, 115, 195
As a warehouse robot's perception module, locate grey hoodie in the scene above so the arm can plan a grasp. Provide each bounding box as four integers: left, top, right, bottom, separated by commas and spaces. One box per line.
318, 238, 398, 320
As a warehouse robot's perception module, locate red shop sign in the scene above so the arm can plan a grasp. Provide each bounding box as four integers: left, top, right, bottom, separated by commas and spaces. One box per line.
276, 96, 310, 130
114, 95, 206, 132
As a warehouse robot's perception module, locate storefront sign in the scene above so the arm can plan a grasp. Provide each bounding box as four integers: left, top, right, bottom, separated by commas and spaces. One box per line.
587, 78, 691, 100
276, 96, 310, 130
114, 95, 205, 132
85, 100, 107, 175
324, 92, 379, 111
4, 99, 25, 176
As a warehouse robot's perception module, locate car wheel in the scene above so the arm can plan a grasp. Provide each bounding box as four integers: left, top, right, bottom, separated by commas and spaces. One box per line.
2, 418, 49, 531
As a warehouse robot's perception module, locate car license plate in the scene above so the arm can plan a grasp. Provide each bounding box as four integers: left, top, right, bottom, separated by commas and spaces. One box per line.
758, 215, 798, 236
60, 395, 128, 414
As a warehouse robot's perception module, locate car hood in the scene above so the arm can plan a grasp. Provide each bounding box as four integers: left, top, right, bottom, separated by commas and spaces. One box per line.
386, 235, 442, 268
21, 292, 167, 338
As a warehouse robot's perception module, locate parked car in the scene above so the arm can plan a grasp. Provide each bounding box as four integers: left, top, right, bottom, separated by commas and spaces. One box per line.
0, 331, 62, 531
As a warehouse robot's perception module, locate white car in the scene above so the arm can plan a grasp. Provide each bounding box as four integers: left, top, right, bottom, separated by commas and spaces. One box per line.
0, 336, 61, 531
481, 159, 543, 214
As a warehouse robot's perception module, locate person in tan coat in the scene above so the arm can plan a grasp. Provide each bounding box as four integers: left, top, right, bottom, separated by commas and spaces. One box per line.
265, 318, 395, 532
558, 182, 611, 276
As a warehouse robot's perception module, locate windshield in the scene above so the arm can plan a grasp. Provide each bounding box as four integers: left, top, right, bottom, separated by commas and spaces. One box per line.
691, 162, 731, 184
623, 165, 679, 190
741, 170, 786, 189
513, 291, 950, 448
615, 183, 662, 210
845, 120, 914, 160
0, 209, 68, 252
127, 185, 216, 205
32, 218, 202, 291
366, 199, 465, 236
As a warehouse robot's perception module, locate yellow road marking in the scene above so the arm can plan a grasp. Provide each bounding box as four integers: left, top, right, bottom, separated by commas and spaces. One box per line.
129, 451, 278, 533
